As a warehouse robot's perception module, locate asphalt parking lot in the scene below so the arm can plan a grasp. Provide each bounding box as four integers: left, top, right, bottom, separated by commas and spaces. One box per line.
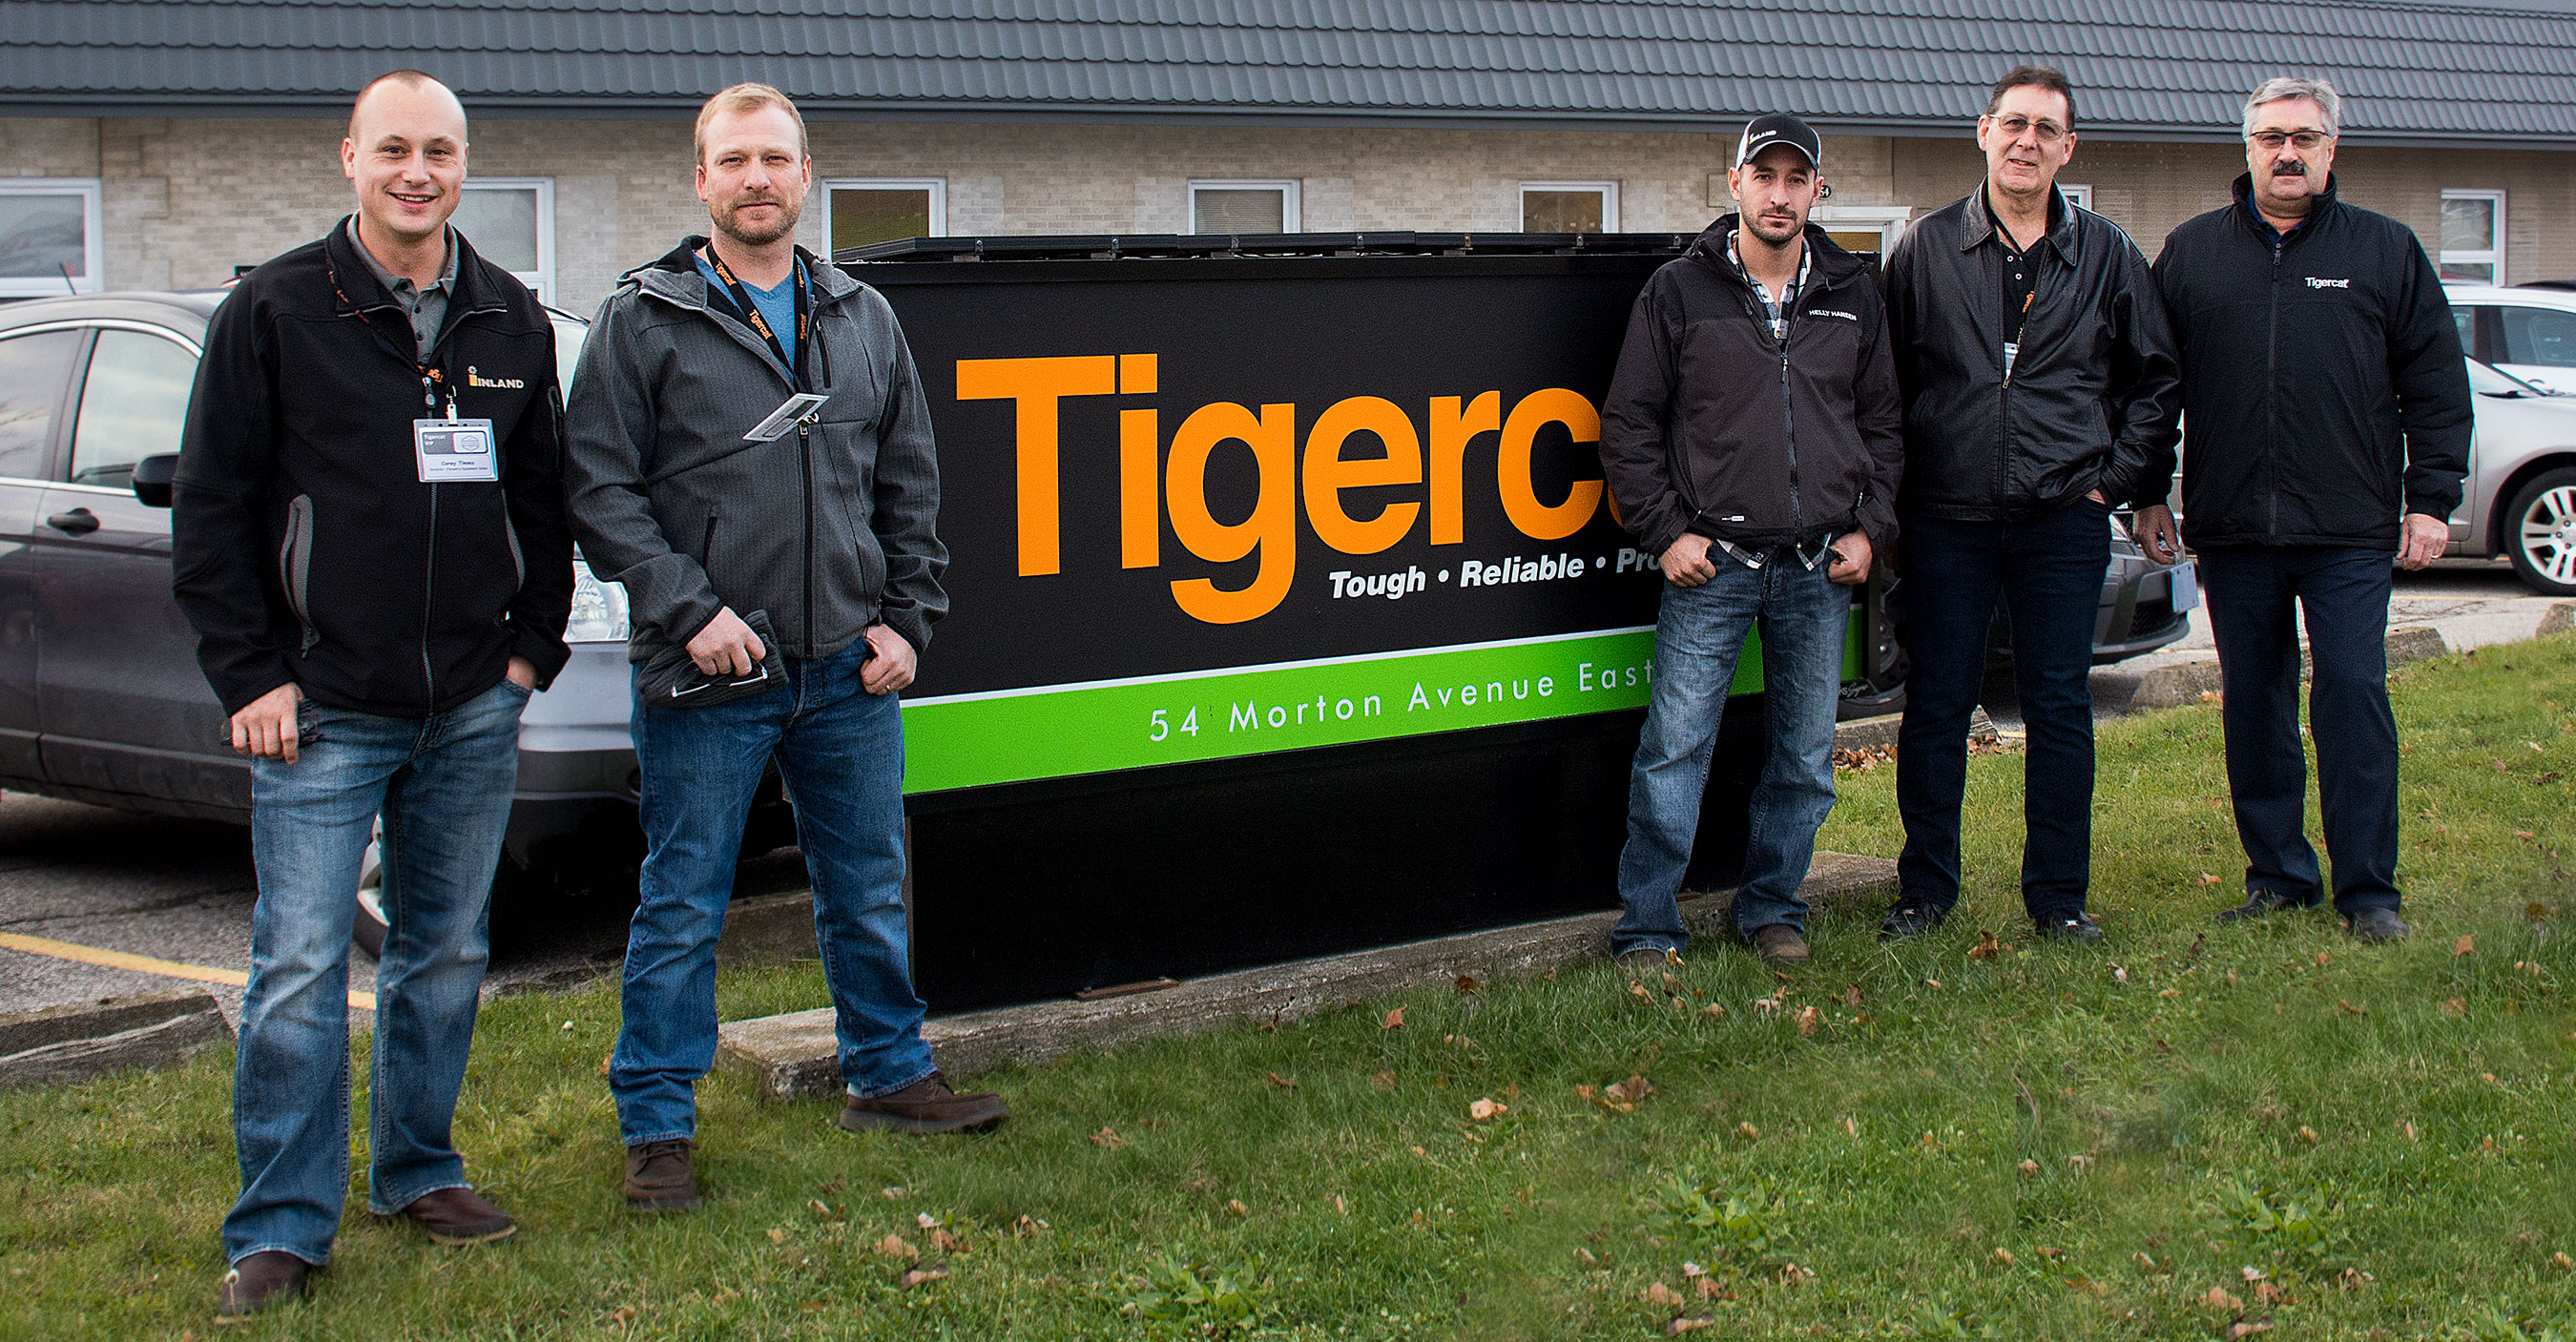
0, 558, 2553, 1028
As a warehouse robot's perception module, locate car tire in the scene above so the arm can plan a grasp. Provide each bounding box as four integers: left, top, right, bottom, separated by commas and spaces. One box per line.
2504, 466, 2576, 596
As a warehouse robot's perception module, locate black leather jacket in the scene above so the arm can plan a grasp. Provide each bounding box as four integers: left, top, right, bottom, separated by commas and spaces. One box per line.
1881, 184, 2183, 521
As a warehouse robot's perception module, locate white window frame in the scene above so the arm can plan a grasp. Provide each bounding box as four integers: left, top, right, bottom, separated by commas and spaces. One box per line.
2441, 188, 2506, 285
1519, 180, 1620, 233
0, 178, 104, 298
2059, 184, 2094, 211
1811, 204, 1914, 254
1189, 179, 1300, 235
821, 177, 947, 255
458, 177, 554, 303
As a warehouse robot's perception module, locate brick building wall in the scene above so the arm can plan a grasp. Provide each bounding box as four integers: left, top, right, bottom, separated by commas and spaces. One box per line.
7, 114, 2570, 317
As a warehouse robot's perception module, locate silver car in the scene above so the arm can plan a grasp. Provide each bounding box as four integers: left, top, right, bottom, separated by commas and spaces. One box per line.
2454, 356, 2576, 595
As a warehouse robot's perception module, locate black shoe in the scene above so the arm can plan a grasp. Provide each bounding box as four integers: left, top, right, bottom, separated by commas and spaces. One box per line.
216, 1250, 308, 1324
1879, 903, 1947, 940
2214, 887, 2316, 924
1614, 946, 1676, 976
2035, 912, 2103, 941
2345, 907, 2411, 942
841, 1073, 1011, 1136
1747, 923, 1811, 964
624, 1139, 701, 1212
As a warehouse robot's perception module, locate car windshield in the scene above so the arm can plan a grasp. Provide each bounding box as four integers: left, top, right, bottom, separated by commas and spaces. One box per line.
2468, 356, 2546, 397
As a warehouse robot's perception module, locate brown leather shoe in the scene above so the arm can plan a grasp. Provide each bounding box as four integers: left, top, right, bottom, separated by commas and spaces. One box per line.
840, 1072, 1009, 1135
215, 1250, 308, 1324
393, 1186, 517, 1246
1749, 923, 1811, 964
624, 1138, 701, 1212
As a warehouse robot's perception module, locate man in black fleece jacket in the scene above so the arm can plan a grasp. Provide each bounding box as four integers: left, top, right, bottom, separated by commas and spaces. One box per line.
2152, 76, 2470, 943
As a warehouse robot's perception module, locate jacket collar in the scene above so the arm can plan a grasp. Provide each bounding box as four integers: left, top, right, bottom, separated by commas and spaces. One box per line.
1686, 215, 1867, 294
627, 235, 859, 309
324, 214, 505, 320
1962, 181, 2078, 265
2232, 172, 2338, 242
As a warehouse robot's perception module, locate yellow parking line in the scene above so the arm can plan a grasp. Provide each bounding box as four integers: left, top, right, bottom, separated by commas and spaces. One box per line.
0, 931, 378, 1012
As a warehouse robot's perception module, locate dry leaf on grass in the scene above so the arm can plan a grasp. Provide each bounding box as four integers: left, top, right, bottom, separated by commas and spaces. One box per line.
1381, 1007, 1405, 1030
1695, 1277, 1735, 1300
2456, 935, 2477, 957
2337, 1000, 2365, 1015
1012, 1215, 1048, 1238
1992, 1249, 2016, 1266
2017, 1160, 2040, 1175
1643, 1282, 1686, 1307
1667, 1316, 1717, 1335
1778, 1264, 1815, 1286
1738, 1122, 1761, 1140
2296, 1125, 2320, 1144
1266, 1072, 1297, 1089
1843, 983, 1862, 1007
2205, 1287, 2243, 1311
1455, 973, 1485, 994
2197, 872, 2223, 886
1370, 1071, 1398, 1091
2222, 1322, 2274, 1340
1702, 1002, 1726, 1019
1468, 1097, 1508, 1121
901, 1267, 947, 1288
2339, 1268, 2376, 1290
1227, 1199, 1249, 1217
2255, 1281, 2290, 1304
1090, 1126, 1126, 1148
2441, 997, 2468, 1018
929, 1228, 965, 1252
1796, 1005, 1820, 1035
877, 1234, 918, 1261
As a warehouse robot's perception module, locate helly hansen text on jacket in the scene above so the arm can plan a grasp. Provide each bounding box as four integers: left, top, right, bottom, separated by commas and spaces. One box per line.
1880, 183, 2183, 522
1598, 218, 1904, 559
2151, 175, 2470, 549
172, 219, 575, 718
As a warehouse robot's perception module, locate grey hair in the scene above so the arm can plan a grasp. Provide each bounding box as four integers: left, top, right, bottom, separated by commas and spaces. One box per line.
2242, 76, 2341, 139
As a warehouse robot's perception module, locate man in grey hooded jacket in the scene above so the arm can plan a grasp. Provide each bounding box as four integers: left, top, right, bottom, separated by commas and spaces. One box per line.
565, 83, 1007, 1213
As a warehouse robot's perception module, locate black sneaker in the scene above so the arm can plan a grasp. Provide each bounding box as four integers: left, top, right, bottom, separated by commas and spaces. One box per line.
1879, 903, 1947, 940
2214, 887, 2316, 924
2035, 912, 2103, 941
2345, 907, 2411, 942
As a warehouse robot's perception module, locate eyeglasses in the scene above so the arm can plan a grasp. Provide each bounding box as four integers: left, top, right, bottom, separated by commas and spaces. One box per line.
1988, 114, 2068, 144
2249, 131, 2331, 152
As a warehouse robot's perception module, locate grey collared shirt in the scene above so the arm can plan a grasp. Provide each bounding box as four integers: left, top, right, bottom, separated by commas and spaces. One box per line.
346, 217, 458, 361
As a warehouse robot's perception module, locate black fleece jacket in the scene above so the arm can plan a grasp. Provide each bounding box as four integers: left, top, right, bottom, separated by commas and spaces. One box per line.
173, 218, 574, 717
2150, 175, 2470, 549
1598, 218, 1903, 558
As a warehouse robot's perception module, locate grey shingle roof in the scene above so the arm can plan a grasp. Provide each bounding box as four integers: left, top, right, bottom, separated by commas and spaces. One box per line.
6, 0, 2575, 143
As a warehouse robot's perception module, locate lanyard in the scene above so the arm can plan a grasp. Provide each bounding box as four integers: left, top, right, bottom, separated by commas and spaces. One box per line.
699, 246, 810, 392
326, 249, 458, 421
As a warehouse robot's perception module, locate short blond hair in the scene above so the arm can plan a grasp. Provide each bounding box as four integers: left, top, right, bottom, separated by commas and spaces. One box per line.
695, 83, 806, 165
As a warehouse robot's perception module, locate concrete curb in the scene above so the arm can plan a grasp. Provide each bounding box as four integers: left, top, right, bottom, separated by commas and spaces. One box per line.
717, 852, 1897, 1101
0, 989, 232, 1088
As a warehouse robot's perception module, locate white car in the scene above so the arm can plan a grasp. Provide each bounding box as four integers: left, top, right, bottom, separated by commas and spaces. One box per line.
2458, 356, 2576, 595
2446, 282, 2576, 396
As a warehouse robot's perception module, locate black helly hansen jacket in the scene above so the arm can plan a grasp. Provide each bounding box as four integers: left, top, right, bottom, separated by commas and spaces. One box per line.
1880, 183, 2183, 521
1598, 217, 1904, 558
173, 220, 574, 717
2150, 175, 2471, 549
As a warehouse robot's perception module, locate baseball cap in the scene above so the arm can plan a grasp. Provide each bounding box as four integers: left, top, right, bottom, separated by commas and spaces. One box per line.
1735, 114, 1822, 171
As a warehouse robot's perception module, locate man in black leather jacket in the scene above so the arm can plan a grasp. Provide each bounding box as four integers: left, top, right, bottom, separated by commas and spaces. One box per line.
1879, 66, 2182, 942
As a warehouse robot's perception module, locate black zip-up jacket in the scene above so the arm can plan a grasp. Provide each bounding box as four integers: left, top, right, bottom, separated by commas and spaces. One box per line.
173, 219, 575, 717
2150, 175, 2470, 548
1599, 217, 1903, 558
1882, 184, 2182, 520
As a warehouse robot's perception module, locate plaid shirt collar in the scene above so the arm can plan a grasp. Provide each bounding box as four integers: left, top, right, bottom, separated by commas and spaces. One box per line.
1726, 225, 1810, 342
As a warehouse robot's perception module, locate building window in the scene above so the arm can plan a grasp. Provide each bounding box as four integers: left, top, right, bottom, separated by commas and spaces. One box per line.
2059, 184, 2094, 211
2441, 189, 2505, 285
0, 179, 103, 298
1191, 180, 1299, 235
1521, 182, 1619, 233
825, 179, 945, 256
452, 178, 553, 302
1812, 205, 1914, 274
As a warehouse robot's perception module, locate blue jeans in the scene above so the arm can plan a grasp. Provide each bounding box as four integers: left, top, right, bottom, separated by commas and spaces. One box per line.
611, 636, 935, 1146
1896, 501, 2112, 919
2199, 546, 2402, 915
224, 677, 530, 1268
1612, 554, 1848, 955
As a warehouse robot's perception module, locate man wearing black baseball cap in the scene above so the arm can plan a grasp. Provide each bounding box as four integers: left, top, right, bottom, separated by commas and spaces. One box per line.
1599, 113, 1901, 968
1879, 66, 2182, 944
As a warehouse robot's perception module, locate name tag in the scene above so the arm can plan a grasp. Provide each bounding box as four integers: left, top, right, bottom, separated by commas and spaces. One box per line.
414, 418, 500, 483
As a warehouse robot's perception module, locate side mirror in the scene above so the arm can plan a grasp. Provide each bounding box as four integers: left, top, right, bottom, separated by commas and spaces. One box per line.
132, 453, 179, 508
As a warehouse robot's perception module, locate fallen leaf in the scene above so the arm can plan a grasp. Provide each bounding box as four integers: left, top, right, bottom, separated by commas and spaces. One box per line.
1701, 1002, 1726, 1019
1266, 1071, 1297, 1089
2403, 1121, 2419, 1142
917, 1211, 940, 1229
1370, 1071, 1398, 1091
1643, 1282, 1686, 1307
609, 1306, 637, 1324
2517, 830, 2538, 839
1796, 1004, 1820, 1036
2205, 1286, 2243, 1311
2222, 1322, 2274, 1340
2017, 1159, 2040, 1176
2554, 1251, 2573, 1270
1681, 1261, 1707, 1277
597, 1052, 613, 1077
1381, 1007, 1404, 1030
2338, 1268, 2375, 1290
1573, 1247, 1599, 1265
1993, 1248, 2016, 1266
1969, 931, 2002, 960
1012, 1215, 1048, 1238
1631, 981, 1652, 1000
2457, 935, 2476, 957
2441, 997, 2467, 1018
1695, 1277, 1735, 1300
881, 1187, 906, 1201
2296, 1125, 2319, 1144
1226, 1199, 1249, 1217
1455, 973, 1485, 994
901, 1267, 947, 1288
1777, 1263, 1815, 1286
2241, 1267, 2266, 1282
2197, 872, 2223, 886
2531, 901, 2554, 920
1668, 1315, 1717, 1334
2255, 1281, 2290, 1304
1842, 1115, 1859, 1138
1410, 1146, 1428, 1157
2133, 1251, 2157, 1271
766, 1228, 786, 1244
1843, 983, 1862, 1007
2036, 1246, 2065, 1261
1468, 1098, 1507, 1121
877, 1233, 918, 1261
2314, 951, 2331, 968
929, 1228, 964, 1252
2160, 988, 2180, 999
1090, 1126, 1126, 1148
2337, 1000, 2365, 1015
1923, 978, 1943, 989
1738, 1121, 1760, 1140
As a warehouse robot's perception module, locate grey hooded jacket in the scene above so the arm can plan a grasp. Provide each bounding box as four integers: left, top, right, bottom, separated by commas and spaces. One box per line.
565, 237, 945, 665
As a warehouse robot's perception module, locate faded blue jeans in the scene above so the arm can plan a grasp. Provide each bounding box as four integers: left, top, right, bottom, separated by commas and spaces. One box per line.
224, 677, 530, 1268
610, 636, 935, 1146
1612, 553, 1848, 956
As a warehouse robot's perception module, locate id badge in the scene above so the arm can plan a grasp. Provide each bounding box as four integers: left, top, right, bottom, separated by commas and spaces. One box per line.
414, 419, 500, 483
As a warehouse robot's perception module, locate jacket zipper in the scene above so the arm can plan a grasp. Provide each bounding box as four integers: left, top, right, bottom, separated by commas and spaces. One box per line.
2267, 230, 2284, 536
421, 482, 439, 703
799, 421, 817, 658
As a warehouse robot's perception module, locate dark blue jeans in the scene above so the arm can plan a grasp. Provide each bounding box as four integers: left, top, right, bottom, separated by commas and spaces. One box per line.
1611, 554, 1848, 955
2198, 546, 2402, 915
1896, 500, 2112, 919
225, 678, 530, 1268
611, 636, 936, 1146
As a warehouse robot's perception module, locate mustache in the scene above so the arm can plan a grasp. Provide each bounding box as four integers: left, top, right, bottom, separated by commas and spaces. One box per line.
2271, 161, 2308, 175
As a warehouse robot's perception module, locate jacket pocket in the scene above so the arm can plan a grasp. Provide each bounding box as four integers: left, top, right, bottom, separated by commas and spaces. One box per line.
279, 494, 319, 654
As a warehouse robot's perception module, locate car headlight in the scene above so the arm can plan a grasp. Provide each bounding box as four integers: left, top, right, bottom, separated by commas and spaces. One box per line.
567, 558, 631, 644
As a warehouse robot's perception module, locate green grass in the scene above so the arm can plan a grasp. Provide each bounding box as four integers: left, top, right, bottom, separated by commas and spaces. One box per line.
8, 638, 2576, 1340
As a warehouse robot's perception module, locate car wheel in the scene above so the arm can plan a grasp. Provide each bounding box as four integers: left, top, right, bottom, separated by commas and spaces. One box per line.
355, 820, 390, 959
2505, 466, 2576, 596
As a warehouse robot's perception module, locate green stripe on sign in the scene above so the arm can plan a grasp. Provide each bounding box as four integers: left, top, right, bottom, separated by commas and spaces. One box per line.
902, 612, 1859, 794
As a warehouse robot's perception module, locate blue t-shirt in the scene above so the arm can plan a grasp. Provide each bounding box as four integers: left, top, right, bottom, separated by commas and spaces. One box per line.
696, 253, 800, 373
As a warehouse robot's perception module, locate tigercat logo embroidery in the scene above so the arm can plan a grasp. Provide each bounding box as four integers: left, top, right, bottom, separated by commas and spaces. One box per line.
466, 365, 525, 388
1810, 309, 1859, 320
2306, 277, 2352, 289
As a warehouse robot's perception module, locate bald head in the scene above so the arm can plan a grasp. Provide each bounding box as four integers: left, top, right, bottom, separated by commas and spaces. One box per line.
343, 71, 469, 257
349, 71, 466, 147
